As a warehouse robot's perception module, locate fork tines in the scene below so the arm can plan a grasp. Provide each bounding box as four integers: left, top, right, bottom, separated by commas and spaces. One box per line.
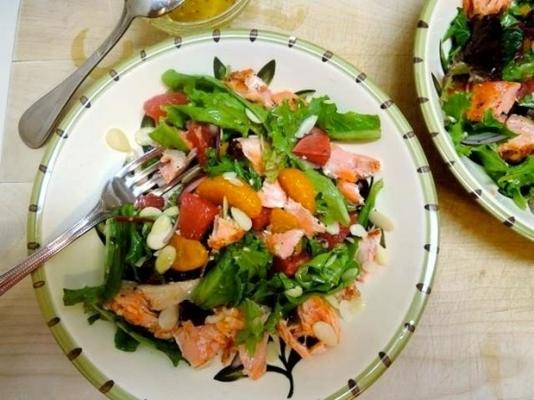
117, 147, 201, 199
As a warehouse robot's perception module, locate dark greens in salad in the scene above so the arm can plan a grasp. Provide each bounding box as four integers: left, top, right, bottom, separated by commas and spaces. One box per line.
439, 0, 534, 211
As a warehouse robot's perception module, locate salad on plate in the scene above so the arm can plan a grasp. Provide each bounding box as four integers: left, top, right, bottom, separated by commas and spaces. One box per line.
439, 0, 534, 211
63, 58, 392, 388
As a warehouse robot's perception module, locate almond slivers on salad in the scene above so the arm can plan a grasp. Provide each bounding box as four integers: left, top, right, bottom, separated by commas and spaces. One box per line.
64, 59, 392, 385
440, 0, 534, 211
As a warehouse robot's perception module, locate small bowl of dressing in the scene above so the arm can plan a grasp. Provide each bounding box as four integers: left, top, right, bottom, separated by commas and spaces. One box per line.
150, 0, 250, 35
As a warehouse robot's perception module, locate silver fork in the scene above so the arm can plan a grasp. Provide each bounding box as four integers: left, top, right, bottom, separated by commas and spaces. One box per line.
0, 147, 201, 296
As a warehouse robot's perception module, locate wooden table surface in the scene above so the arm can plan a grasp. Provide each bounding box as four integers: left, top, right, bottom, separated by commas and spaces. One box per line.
0, 1, 533, 399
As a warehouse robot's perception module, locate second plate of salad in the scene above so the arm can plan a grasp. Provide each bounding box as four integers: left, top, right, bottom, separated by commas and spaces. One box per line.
29, 30, 438, 399
415, 0, 534, 240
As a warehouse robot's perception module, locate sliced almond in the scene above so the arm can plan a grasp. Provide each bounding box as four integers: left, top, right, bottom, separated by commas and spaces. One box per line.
349, 224, 368, 238
369, 210, 394, 231
105, 128, 131, 153
325, 294, 340, 310
376, 244, 390, 266
230, 207, 252, 231
295, 115, 318, 138
222, 171, 243, 186
158, 304, 179, 330
312, 321, 338, 347
325, 222, 340, 235
147, 214, 173, 250
155, 245, 176, 274
163, 206, 179, 218
139, 206, 162, 219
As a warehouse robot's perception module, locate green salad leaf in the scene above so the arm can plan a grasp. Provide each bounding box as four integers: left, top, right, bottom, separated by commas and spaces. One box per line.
309, 97, 381, 141
443, 8, 471, 66
204, 148, 263, 190
161, 69, 268, 123
236, 299, 266, 355
501, 13, 523, 64
149, 121, 190, 151
443, 91, 471, 121
294, 242, 358, 293
114, 328, 140, 352
170, 90, 251, 135
358, 179, 384, 228
503, 51, 534, 81
304, 169, 350, 225
191, 234, 272, 309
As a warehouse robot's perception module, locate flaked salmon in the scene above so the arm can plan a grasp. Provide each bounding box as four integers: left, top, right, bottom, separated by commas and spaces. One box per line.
258, 180, 287, 208
264, 229, 305, 259
208, 216, 245, 250
357, 229, 382, 268
323, 145, 381, 182
276, 296, 340, 358
238, 334, 269, 380
225, 69, 274, 107
284, 198, 325, 237
337, 180, 364, 205
237, 136, 264, 174
159, 149, 188, 184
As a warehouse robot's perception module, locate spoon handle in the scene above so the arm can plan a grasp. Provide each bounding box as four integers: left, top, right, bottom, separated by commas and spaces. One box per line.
18, 3, 134, 149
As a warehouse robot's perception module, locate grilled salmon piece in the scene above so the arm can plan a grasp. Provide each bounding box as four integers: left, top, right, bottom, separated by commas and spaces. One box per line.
463, 0, 511, 17
499, 114, 534, 162
466, 81, 520, 122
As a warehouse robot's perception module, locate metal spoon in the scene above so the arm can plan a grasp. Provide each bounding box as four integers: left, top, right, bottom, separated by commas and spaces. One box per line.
18, 0, 184, 149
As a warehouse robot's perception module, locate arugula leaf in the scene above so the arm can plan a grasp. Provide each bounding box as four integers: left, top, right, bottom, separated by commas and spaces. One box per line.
471, 145, 510, 181
443, 8, 471, 67
501, 14, 523, 64
444, 8, 470, 47
102, 207, 132, 301
357, 179, 384, 228
149, 121, 190, 151
192, 235, 272, 309
114, 328, 140, 352
309, 97, 381, 141
503, 51, 534, 81
170, 90, 251, 135
304, 169, 350, 225
202, 148, 264, 190
161, 69, 268, 123
294, 243, 359, 293
442, 91, 471, 121
519, 94, 534, 108
63, 286, 103, 306
236, 299, 265, 355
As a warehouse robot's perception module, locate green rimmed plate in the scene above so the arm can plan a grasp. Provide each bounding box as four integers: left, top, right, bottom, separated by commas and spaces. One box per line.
28, 29, 439, 399
414, 0, 534, 241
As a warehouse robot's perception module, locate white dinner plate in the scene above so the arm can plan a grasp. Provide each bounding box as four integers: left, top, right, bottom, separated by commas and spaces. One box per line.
28, 29, 439, 399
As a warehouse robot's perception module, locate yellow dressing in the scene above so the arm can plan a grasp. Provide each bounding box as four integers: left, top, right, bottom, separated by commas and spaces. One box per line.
169, 0, 236, 22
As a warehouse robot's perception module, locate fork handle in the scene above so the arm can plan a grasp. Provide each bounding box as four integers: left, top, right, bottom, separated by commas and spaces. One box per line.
18, 2, 134, 149
0, 204, 109, 296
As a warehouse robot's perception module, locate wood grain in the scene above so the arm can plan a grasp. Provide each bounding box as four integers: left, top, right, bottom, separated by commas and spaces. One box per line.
0, 0, 532, 399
